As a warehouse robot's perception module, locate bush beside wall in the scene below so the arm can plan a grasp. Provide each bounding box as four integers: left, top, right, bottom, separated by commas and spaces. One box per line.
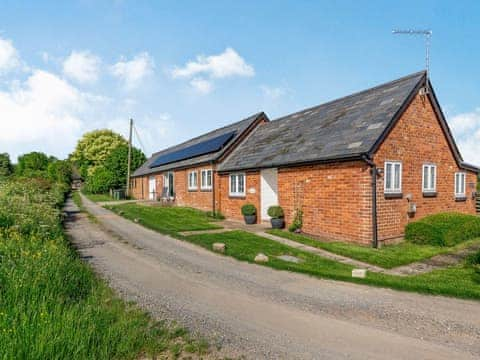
405, 212, 480, 246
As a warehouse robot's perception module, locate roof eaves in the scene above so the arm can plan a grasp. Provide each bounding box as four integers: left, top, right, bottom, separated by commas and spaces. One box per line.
217, 152, 366, 173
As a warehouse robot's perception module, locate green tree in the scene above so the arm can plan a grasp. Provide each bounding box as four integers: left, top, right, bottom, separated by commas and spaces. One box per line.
84, 166, 115, 194
70, 130, 127, 178
103, 144, 146, 189
47, 160, 72, 185
16, 152, 51, 177
0, 153, 13, 177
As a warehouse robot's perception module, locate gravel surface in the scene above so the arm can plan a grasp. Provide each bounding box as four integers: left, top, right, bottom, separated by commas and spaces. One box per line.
65, 194, 480, 360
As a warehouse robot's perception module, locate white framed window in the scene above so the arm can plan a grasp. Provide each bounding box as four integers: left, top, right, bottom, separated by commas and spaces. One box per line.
188, 171, 198, 190
384, 161, 402, 194
201, 169, 213, 190
229, 173, 246, 197
422, 164, 437, 193
454, 172, 466, 197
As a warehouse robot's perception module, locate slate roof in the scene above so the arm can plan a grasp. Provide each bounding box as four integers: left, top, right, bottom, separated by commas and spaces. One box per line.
218, 71, 428, 172
132, 112, 265, 177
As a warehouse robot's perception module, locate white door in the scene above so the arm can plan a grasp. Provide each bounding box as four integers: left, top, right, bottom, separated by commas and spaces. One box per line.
148, 176, 156, 200
261, 168, 278, 220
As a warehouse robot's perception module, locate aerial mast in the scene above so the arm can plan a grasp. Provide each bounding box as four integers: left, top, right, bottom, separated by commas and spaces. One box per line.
392, 29, 432, 92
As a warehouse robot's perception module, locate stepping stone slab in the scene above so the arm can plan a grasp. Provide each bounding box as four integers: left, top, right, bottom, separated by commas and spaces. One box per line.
352, 269, 367, 278
213, 243, 226, 253
277, 255, 303, 263
254, 253, 269, 263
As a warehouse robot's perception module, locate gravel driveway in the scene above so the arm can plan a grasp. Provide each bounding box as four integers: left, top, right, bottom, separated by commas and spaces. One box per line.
66, 194, 480, 359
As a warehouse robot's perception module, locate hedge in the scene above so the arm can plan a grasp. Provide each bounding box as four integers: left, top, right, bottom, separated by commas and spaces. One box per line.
405, 212, 480, 246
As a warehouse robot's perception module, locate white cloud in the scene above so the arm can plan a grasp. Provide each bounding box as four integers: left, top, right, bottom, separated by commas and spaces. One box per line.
63, 50, 101, 84
0, 36, 20, 74
172, 47, 254, 79
190, 77, 213, 94
110, 52, 154, 89
260, 85, 288, 100
449, 108, 480, 165
0, 70, 86, 160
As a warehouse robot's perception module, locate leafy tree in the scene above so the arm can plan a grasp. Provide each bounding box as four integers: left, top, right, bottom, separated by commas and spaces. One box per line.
0, 153, 13, 177
84, 166, 115, 194
103, 144, 146, 189
70, 130, 127, 178
47, 160, 72, 185
16, 152, 51, 177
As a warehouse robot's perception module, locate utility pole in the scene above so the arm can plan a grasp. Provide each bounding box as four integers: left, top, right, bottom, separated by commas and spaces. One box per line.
126, 118, 133, 198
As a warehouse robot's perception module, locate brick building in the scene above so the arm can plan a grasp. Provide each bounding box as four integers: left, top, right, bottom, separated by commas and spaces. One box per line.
131, 71, 478, 246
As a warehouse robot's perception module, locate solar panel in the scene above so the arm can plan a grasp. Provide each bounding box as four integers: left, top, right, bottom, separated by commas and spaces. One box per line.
149, 131, 236, 168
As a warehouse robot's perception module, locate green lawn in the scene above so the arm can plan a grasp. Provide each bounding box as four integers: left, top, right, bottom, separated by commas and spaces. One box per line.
187, 231, 480, 300
83, 193, 113, 202
107, 203, 222, 236
268, 229, 480, 269
100, 204, 480, 300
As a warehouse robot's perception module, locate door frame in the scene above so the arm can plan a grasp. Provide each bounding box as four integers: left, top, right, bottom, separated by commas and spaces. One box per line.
260, 168, 279, 221
148, 176, 156, 200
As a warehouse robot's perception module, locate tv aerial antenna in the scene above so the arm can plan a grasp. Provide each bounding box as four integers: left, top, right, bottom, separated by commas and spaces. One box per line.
392, 29, 432, 93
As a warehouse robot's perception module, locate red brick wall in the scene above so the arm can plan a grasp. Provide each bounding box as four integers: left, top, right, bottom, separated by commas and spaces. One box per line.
278, 162, 372, 244
373, 92, 477, 241
217, 171, 261, 222
175, 166, 215, 211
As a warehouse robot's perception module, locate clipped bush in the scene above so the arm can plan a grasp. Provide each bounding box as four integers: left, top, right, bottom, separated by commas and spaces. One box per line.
405, 212, 480, 247
267, 205, 284, 219
241, 204, 256, 216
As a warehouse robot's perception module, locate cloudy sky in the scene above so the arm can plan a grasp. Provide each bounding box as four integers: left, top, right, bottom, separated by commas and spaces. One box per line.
0, 1, 479, 165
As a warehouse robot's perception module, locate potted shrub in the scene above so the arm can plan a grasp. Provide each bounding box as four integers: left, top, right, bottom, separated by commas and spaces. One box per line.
268, 205, 285, 229
241, 204, 257, 224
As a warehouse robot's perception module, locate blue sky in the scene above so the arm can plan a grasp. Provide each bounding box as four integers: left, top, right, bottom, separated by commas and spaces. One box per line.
0, 0, 479, 164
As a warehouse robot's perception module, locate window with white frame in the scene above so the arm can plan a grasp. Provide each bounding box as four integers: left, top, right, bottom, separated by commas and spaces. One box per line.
188, 171, 197, 190
229, 173, 245, 196
422, 164, 437, 193
454, 172, 466, 197
201, 169, 213, 190
384, 161, 402, 194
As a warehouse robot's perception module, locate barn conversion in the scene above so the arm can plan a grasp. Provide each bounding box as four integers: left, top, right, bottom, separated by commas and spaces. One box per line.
131, 71, 478, 245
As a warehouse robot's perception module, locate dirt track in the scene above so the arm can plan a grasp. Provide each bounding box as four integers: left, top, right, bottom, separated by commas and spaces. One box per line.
65, 194, 480, 359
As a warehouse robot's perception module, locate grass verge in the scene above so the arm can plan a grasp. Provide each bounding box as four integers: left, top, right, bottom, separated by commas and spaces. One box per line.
186, 231, 480, 300
268, 229, 480, 269
107, 203, 222, 236
82, 192, 114, 202
0, 179, 210, 359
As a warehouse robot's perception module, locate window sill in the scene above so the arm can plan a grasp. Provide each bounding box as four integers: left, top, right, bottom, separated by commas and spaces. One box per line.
384, 192, 403, 199
229, 194, 246, 199
455, 196, 467, 202
200, 188, 213, 192
422, 191, 437, 198
187, 188, 198, 192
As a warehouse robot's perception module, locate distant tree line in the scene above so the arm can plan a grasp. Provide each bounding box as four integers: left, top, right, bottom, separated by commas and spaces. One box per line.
70, 129, 146, 194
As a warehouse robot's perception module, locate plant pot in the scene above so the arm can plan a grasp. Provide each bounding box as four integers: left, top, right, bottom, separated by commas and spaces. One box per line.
244, 215, 257, 225
270, 218, 285, 229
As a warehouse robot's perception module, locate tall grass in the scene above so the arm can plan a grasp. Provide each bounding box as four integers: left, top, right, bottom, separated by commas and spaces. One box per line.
0, 178, 207, 359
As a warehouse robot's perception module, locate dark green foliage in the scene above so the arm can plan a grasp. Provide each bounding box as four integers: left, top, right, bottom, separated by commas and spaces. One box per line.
405, 212, 480, 246
103, 144, 146, 189
0, 153, 13, 177
241, 203, 256, 216
466, 250, 480, 265
47, 160, 72, 184
16, 152, 52, 177
267, 205, 284, 219
84, 166, 115, 194
288, 209, 303, 232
